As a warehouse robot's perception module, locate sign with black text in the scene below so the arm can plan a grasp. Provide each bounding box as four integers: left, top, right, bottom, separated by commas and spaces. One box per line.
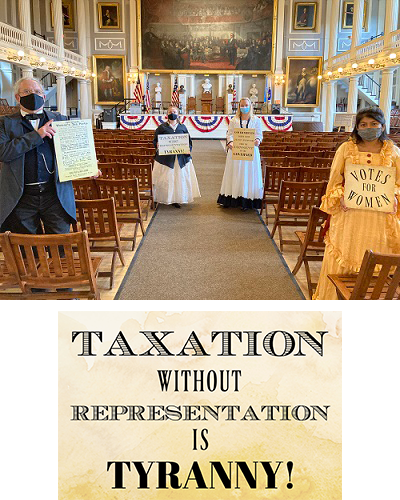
158, 134, 190, 155
232, 128, 255, 161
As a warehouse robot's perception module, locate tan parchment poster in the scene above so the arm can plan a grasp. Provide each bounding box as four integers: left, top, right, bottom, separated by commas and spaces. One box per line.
59, 311, 341, 499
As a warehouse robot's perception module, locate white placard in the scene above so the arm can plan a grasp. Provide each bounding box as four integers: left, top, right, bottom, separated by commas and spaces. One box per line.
343, 164, 396, 212
52, 119, 98, 182
334, 113, 357, 131
158, 133, 190, 155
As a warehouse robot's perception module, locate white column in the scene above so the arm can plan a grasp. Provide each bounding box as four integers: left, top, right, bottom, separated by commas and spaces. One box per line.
79, 79, 90, 119
328, 0, 340, 61
53, 0, 65, 60
377, 0, 386, 35
0, 62, 14, 104
56, 74, 67, 115
384, 0, 399, 48
32, 0, 41, 34
275, 0, 285, 73
379, 68, 395, 133
129, 0, 138, 69
347, 75, 359, 113
350, 0, 364, 58
22, 68, 34, 78
188, 75, 195, 98
325, 80, 336, 131
11, 1, 18, 28
218, 75, 225, 97
18, 0, 32, 48
237, 74, 243, 100
76, 0, 87, 61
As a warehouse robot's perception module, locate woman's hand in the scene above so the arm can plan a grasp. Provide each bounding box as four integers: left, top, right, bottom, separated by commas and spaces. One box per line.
227, 142, 233, 150
254, 138, 260, 147
340, 196, 349, 212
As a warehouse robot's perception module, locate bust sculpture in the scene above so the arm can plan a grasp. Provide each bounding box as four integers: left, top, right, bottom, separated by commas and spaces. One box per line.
202, 78, 212, 93
227, 84, 234, 94
179, 84, 186, 94
249, 83, 258, 103
155, 82, 162, 102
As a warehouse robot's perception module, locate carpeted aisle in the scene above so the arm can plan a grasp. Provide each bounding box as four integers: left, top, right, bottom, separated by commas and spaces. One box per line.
116, 140, 304, 300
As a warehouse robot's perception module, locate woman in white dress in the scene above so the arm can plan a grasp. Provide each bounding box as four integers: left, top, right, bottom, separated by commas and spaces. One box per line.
153, 105, 201, 208
217, 97, 263, 210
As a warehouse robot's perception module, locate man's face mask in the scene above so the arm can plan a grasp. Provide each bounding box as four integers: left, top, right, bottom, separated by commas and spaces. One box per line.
19, 93, 45, 111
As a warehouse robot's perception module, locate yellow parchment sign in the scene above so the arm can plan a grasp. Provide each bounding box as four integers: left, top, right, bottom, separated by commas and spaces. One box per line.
232, 128, 255, 161
158, 133, 190, 155
344, 164, 396, 212
52, 119, 98, 182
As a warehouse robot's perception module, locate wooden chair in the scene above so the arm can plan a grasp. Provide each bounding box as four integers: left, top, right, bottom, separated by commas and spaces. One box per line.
292, 207, 329, 298
187, 97, 196, 114
73, 178, 99, 200
313, 157, 333, 168
2, 231, 102, 299
215, 97, 225, 114
0, 234, 22, 298
270, 180, 327, 251
260, 156, 287, 166
73, 198, 125, 289
298, 167, 331, 182
95, 178, 145, 250
328, 250, 400, 299
260, 166, 301, 222
286, 157, 315, 167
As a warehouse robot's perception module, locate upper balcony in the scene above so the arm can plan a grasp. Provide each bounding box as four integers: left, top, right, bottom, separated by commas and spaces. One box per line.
324, 29, 400, 80
0, 22, 89, 79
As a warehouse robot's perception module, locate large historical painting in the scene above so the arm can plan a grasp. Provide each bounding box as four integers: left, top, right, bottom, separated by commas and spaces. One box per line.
93, 55, 126, 105
285, 57, 322, 107
139, 0, 276, 73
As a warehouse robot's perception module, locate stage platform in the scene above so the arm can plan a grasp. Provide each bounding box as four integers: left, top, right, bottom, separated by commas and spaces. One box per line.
117, 114, 293, 139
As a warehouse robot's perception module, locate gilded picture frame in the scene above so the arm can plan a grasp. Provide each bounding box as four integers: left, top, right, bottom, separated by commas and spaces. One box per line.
98, 2, 121, 30
285, 56, 322, 108
293, 2, 317, 30
50, 0, 75, 31
342, 1, 368, 30
93, 55, 126, 105
137, 0, 277, 74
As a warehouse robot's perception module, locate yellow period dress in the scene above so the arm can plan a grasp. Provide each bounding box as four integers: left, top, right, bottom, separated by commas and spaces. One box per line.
313, 139, 400, 300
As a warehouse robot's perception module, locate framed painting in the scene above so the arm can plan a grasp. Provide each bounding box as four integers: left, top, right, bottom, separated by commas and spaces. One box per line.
93, 55, 126, 105
50, 0, 75, 30
137, 0, 277, 73
98, 2, 121, 30
342, 1, 368, 30
293, 2, 317, 30
285, 56, 322, 107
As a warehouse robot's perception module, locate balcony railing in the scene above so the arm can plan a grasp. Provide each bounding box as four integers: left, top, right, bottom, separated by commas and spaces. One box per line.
0, 22, 24, 47
64, 49, 85, 67
31, 34, 59, 59
355, 37, 385, 60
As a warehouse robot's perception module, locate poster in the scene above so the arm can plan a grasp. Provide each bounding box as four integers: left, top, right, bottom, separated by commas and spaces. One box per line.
52, 120, 98, 182
232, 128, 255, 161
59, 310, 341, 499
158, 134, 190, 155
343, 164, 396, 212
334, 113, 357, 131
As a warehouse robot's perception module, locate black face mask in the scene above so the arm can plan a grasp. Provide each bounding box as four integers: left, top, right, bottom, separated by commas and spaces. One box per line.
168, 113, 178, 121
19, 93, 45, 111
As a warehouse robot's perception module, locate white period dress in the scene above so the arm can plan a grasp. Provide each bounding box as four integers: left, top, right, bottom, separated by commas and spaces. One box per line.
152, 122, 201, 205
217, 116, 263, 209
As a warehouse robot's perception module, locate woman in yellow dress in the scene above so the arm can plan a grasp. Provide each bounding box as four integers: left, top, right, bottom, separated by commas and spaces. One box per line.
313, 107, 400, 300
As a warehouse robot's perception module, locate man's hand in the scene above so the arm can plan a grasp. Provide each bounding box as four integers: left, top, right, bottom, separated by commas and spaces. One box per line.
37, 119, 55, 139
254, 138, 260, 147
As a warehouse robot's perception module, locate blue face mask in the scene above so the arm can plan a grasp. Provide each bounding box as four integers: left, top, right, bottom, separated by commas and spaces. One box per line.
240, 106, 250, 113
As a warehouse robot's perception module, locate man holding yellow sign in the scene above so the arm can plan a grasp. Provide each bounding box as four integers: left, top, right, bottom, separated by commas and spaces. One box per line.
153, 106, 200, 208
314, 107, 400, 300
217, 98, 263, 210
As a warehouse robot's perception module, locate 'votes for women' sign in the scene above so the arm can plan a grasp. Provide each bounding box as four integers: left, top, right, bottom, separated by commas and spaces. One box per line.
158, 134, 190, 155
59, 311, 341, 500
344, 164, 396, 212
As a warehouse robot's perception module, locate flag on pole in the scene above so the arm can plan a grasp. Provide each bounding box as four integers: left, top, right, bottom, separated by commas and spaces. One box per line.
145, 77, 151, 113
267, 87, 272, 103
232, 79, 237, 102
264, 81, 272, 103
133, 77, 143, 104
171, 76, 180, 107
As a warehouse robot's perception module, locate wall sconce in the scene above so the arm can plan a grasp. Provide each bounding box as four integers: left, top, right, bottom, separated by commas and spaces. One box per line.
317, 75, 323, 80
8, 50, 25, 62
337, 67, 344, 73
327, 71, 333, 77
368, 58, 375, 65
351, 63, 358, 69
274, 75, 285, 85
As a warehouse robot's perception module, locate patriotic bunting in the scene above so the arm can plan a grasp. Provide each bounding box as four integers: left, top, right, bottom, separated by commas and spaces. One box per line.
189, 116, 224, 132
262, 115, 293, 131
120, 115, 151, 130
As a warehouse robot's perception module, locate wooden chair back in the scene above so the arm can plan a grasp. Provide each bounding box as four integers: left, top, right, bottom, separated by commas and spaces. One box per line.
187, 97, 196, 113
298, 167, 331, 182
264, 166, 301, 195
313, 157, 333, 168
73, 179, 99, 200
286, 157, 315, 167
277, 180, 327, 213
3, 231, 101, 299
329, 250, 400, 299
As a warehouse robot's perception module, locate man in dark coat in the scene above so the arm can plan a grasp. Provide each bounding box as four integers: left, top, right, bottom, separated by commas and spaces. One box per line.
0, 77, 76, 234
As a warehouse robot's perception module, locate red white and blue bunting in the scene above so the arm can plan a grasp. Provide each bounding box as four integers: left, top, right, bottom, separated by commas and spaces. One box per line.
262, 115, 293, 131
225, 116, 235, 125
151, 115, 187, 126
120, 115, 150, 130
189, 115, 224, 132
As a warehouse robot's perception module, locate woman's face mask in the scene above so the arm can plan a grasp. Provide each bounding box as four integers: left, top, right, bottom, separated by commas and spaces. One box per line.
240, 106, 250, 114
358, 126, 382, 141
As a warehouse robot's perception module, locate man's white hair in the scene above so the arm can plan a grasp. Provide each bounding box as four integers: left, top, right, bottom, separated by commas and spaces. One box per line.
14, 76, 44, 95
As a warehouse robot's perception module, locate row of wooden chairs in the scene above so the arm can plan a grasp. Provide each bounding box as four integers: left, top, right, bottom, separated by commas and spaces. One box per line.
0, 230, 101, 299
261, 157, 333, 169
261, 150, 336, 159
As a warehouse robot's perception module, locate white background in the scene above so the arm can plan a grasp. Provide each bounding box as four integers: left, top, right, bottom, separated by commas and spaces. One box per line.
1, 300, 397, 499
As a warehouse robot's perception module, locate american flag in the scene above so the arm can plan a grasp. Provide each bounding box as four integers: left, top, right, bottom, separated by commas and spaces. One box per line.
145, 78, 151, 113
232, 79, 237, 102
133, 77, 143, 104
171, 76, 179, 107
